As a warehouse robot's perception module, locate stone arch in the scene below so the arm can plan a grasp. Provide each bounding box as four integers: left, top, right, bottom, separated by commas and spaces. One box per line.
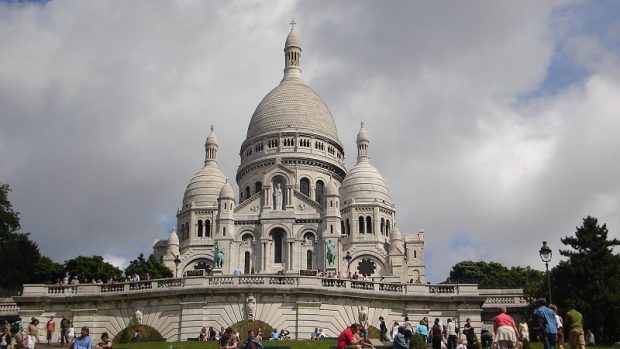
182, 256, 215, 276
269, 227, 287, 264
346, 251, 387, 277
299, 177, 311, 197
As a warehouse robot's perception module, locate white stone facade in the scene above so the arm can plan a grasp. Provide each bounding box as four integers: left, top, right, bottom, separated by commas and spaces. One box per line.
154, 25, 426, 284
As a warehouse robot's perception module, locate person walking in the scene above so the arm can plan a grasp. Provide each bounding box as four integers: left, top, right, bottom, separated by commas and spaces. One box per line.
493, 306, 520, 349
533, 298, 558, 349
431, 319, 444, 349
378, 317, 388, 342
565, 303, 585, 349
45, 316, 56, 345
26, 318, 40, 349
60, 315, 71, 346
550, 304, 565, 349
447, 318, 458, 349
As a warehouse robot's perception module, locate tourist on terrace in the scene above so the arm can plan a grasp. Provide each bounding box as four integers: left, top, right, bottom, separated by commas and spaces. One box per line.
463, 318, 475, 349
446, 318, 458, 349
45, 316, 55, 345
493, 306, 520, 349
95, 332, 112, 349
269, 329, 279, 340
431, 319, 444, 349
73, 326, 92, 349
318, 328, 327, 339
0, 326, 12, 349
199, 326, 207, 341
278, 329, 290, 340
219, 327, 238, 349
208, 326, 218, 341
311, 327, 319, 340
533, 298, 558, 349
337, 323, 361, 349
391, 321, 399, 340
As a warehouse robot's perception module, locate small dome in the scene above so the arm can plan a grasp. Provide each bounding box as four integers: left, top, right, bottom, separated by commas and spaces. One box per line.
167, 229, 179, 246
390, 225, 402, 241
285, 28, 301, 48
182, 163, 227, 207
219, 180, 235, 199
206, 126, 218, 145
357, 122, 369, 143
324, 179, 339, 197
340, 161, 393, 205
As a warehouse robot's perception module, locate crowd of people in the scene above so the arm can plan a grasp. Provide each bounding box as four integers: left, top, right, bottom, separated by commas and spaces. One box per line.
195, 326, 295, 348
54, 273, 152, 286
0, 316, 112, 349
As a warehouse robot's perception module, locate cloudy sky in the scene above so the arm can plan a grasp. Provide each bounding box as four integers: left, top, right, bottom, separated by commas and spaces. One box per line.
1, 0, 619, 283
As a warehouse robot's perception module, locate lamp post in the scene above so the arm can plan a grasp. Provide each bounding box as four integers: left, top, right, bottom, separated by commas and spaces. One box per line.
539, 241, 552, 304
174, 255, 181, 278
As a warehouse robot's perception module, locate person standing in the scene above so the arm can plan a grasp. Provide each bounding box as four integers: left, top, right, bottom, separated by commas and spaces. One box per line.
60, 315, 71, 346
493, 306, 520, 349
533, 298, 558, 349
447, 318, 458, 349
0, 326, 12, 349
550, 304, 565, 349
26, 318, 39, 349
73, 326, 92, 349
431, 319, 444, 349
379, 317, 388, 342
393, 326, 408, 349
45, 316, 56, 345
564, 303, 585, 349
242, 330, 263, 349
463, 318, 475, 349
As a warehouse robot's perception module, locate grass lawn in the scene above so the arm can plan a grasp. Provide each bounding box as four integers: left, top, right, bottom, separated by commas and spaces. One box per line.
115, 340, 617, 349
115, 338, 338, 349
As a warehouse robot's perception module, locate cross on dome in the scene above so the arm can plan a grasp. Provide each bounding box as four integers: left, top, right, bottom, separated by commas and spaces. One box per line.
290, 19, 296, 30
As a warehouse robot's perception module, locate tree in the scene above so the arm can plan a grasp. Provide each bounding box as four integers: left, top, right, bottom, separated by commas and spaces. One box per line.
124, 253, 173, 279
0, 183, 42, 294
550, 216, 620, 343
449, 260, 544, 290
64, 255, 123, 282
32, 256, 65, 284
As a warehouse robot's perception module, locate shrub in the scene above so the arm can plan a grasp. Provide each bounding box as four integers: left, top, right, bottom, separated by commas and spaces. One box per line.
231, 319, 275, 339
113, 324, 163, 344
410, 333, 427, 349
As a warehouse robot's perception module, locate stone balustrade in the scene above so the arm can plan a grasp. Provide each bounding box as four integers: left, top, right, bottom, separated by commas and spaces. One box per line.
16, 275, 517, 300
0, 298, 19, 315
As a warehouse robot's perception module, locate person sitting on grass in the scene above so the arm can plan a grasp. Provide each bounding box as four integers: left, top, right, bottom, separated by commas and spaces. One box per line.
95, 332, 112, 349
337, 323, 362, 349
242, 330, 263, 349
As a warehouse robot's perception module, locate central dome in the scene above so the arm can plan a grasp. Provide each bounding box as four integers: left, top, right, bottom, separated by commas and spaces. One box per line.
245, 79, 340, 141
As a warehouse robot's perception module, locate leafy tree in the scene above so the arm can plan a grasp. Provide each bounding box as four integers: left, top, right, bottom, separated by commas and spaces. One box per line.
550, 216, 620, 343
32, 256, 65, 284
0, 183, 42, 293
124, 253, 173, 279
64, 255, 123, 282
449, 260, 544, 290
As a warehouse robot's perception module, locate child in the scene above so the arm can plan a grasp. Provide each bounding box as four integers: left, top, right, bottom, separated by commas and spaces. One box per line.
456, 338, 467, 349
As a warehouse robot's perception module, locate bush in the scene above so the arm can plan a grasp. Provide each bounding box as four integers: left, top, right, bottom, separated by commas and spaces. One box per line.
113, 324, 163, 344
367, 326, 380, 339
231, 319, 275, 339
410, 333, 427, 349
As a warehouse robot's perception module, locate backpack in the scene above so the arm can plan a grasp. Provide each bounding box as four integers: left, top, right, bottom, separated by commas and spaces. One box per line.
10, 322, 20, 334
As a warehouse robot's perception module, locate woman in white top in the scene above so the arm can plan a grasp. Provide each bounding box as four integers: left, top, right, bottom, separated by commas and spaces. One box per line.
392, 322, 400, 340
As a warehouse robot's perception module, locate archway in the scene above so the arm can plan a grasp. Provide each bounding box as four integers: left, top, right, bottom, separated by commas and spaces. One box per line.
270, 228, 286, 264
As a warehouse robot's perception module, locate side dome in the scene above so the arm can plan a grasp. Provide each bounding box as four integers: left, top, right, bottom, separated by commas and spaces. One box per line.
324, 179, 339, 197
245, 80, 340, 141
340, 161, 393, 204
219, 180, 235, 199
182, 163, 227, 207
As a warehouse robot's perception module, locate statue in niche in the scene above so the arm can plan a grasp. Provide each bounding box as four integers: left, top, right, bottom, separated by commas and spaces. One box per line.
214, 242, 224, 269
246, 295, 256, 321
273, 183, 283, 210
326, 240, 336, 267
134, 310, 143, 325
358, 305, 368, 326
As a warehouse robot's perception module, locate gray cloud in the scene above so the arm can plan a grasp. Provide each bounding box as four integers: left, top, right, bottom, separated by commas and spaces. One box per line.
0, 0, 618, 282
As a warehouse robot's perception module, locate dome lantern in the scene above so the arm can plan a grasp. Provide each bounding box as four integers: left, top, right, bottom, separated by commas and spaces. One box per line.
283, 19, 302, 81
205, 125, 218, 165
356, 121, 370, 162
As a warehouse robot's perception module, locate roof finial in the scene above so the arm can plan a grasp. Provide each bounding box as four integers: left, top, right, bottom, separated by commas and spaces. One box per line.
290, 18, 296, 31
360, 121, 364, 128
210, 125, 214, 132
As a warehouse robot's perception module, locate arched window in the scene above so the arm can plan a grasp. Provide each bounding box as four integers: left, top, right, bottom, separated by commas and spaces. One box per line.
315, 180, 324, 204
346, 219, 351, 235
386, 220, 391, 234
272, 229, 284, 263
300, 178, 310, 197
197, 220, 203, 237
254, 181, 262, 194
341, 221, 345, 235
366, 216, 372, 235
242, 233, 254, 244
381, 218, 385, 234
205, 220, 211, 237
245, 186, 251, 200
358, 216, 365, 234
303, 232, 315, 243
244, 251, 251, 274
306, 250, 313, 270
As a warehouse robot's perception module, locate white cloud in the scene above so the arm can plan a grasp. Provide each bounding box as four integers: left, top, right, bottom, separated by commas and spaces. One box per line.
0, 0, 618, 283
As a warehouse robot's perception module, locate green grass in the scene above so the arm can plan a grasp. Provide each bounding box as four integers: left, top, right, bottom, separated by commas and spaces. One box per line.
117, 338, 338, 349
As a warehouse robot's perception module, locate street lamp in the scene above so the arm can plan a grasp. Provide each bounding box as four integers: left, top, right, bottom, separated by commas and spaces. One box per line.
174, 255, 182, 278
539, 241, 552, 304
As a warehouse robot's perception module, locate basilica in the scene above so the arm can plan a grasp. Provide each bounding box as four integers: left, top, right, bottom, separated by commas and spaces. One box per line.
153, 25, 426, 283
